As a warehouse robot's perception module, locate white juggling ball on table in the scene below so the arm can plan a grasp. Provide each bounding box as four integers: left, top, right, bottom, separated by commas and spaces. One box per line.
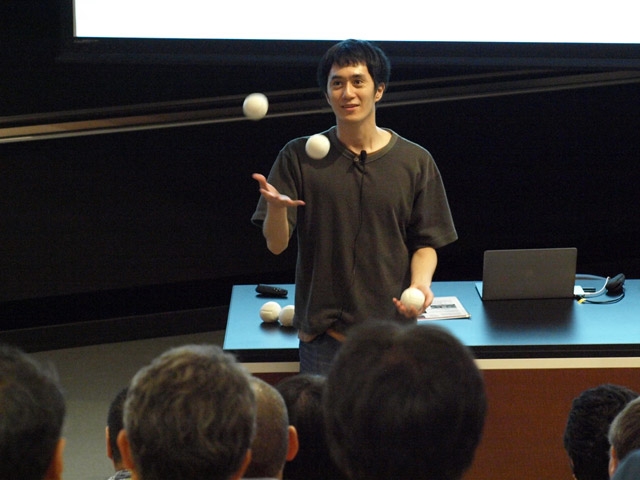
400, 287, 426, 312
259, 301, 281, 323
278, 304, 295, 327
305, 134, 330, 159
243, 93, 269, 120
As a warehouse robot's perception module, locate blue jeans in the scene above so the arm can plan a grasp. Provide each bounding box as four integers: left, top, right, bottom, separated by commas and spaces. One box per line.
298, 333, 342, 375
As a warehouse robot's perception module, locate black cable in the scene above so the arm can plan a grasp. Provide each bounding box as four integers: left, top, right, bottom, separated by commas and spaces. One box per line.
580, 288, 626, 304
338, 154, 367, 322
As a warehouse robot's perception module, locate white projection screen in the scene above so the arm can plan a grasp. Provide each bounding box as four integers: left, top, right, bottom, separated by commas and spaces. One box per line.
73, 0, 638, 44
65, 0, 640, 68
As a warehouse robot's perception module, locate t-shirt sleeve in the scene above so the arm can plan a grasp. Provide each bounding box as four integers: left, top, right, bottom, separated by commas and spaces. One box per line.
406, 153, 458, 251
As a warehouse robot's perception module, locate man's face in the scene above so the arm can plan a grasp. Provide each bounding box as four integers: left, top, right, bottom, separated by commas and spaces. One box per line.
325, 62, 384, 124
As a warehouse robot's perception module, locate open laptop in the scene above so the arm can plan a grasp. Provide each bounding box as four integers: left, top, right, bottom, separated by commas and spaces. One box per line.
475, 247, 578, 300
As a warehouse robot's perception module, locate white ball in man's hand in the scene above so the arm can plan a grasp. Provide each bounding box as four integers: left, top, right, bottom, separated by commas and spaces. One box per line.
400, 287, 426, 312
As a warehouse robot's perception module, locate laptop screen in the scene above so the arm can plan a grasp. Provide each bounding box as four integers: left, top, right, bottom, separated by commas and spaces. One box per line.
477, 247, 577, 300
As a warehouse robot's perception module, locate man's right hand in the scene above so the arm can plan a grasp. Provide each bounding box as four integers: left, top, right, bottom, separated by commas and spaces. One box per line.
252, 173, 305, 208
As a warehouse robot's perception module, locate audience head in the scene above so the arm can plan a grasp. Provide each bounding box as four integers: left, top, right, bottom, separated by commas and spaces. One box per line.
323, 322, 486, 480
243, 376, 298, 479
106, 387, 129, 470
118, 344, 256, 480
275, 374, 347, 480
0, 344, 66, 480
563, 383, 638, 480
608, 397, 640, 476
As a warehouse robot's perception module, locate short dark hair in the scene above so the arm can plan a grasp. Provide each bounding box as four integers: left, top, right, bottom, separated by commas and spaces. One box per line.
324, 322, 486, 480
317, 39, 391, 93
276, 374, 347, 480
107, 387, 129, 464
243, 376, 289, 479
0, 344, 66, 480
564, 384, 638, 480
124, 344, 256, 480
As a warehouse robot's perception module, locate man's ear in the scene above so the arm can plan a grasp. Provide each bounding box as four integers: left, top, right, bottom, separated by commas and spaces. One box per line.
286, 425, 299, 461
230, 449, 252, 480
610, 446, 619, 478
117, 429, 135, 470
106, 426, 113, 460
44, 438, 65, 480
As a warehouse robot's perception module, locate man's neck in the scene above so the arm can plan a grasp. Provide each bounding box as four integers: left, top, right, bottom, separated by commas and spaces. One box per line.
336, 122, 390, 155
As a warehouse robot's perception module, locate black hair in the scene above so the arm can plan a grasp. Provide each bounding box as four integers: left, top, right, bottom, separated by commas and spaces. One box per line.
107, 387, 129, 464
564, 384, 638, 480
324, 322, 486, 480
0, 344, 66, 480
317, 39, 391, 93
276, 374, 347, 480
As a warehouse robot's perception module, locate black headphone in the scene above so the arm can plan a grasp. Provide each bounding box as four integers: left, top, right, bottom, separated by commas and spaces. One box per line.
605, 273, 626, 295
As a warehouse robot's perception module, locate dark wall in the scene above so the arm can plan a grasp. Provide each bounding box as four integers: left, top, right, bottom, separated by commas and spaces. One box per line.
1, 1, 639, 331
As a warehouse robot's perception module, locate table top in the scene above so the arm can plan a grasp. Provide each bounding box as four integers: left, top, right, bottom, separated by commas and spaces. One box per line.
223, 280, 640, 363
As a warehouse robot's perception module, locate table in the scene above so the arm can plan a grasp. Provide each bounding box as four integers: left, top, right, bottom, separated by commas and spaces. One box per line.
223, 279, 640, 480
224, 279, 640, 366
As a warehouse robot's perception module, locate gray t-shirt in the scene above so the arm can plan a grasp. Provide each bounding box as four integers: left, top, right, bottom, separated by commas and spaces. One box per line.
252, 127, 457, 335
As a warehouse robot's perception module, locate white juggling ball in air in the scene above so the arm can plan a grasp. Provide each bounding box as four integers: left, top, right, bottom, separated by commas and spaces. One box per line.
305, 134, 330, 159
243, 93, 269, 120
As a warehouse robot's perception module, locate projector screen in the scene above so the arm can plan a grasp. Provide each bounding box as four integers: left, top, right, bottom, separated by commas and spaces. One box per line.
61, 1, 640, 69
63, 0, 640, 68
73, 0, 638, 44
